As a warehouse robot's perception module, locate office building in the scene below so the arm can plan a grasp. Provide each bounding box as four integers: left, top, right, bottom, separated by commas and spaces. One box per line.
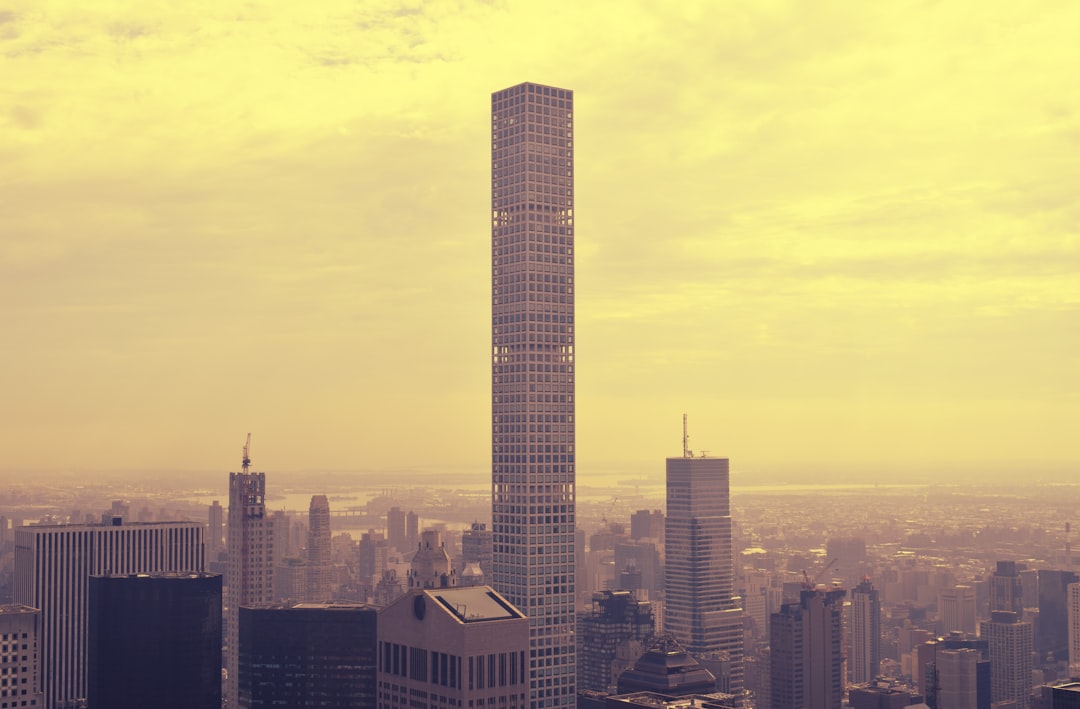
927, 646, 990, 709
1068, 583, 1080, 676
306, 495, 332, 601
461, 522, 494, 579
387, 508, 406, 552
664, 453, 743, 694
226, 471, 274, 708
491, 80, 576, 708
238, 602, 376, 708
615, 634, 717, 696
577, 590, 656, 693
630, 510, 664, 542
377, 586, 529, 708
850, 578, 882, 685
939, 585, 977, 636
208, 500, 224, 559
0, 604, 43, 709
87, 572, 221, 709
407, 511, 420, 552
770, 588, 845, 709
1039, 570, 1079, 661
14, 521, 203, 708
1053, 682, 1080, 709
980, 611, 1033, 709
990, 561, 1026, 616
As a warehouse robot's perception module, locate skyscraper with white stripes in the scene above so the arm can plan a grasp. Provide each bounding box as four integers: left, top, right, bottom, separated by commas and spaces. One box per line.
491, 81, 576, 708
14, 521, 204, 708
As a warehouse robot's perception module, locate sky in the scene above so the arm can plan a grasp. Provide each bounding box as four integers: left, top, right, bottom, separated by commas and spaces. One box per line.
1, 0, 1077, 484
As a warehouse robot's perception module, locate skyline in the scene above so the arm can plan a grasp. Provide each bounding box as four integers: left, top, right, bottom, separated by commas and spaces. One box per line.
2, 1, 1078, 482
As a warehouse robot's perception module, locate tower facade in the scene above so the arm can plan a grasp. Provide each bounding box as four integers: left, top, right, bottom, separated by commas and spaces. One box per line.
939, 585, 977, 636
980, 611, 1033, 709
0, 604, 44, 709
491, 81, 576, 708
770, 588, 845, 709
227, 472, 274, 708
14, 521, 203, 708
664, 455, 743, 693
306, 495, 332, 601
87, 572, 222, 709
849, 578, 881, 685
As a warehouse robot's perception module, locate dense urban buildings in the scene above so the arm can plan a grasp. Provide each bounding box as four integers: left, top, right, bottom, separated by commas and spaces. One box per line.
226, 471, 274, 708
86, 572, 221, 709
13, 520, 203, 708
576, 590, 656, 693
850, 578, 882, 684
305, 494, 332, 601
0, 604, 43, 709
377, 586, 529, 708
664, 453, 743, 694
491, 80, 577, 708
238, 602, 377, 708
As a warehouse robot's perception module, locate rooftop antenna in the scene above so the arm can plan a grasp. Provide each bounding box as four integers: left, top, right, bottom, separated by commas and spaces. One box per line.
242, 433, 252, 473
682, 414, 692, 458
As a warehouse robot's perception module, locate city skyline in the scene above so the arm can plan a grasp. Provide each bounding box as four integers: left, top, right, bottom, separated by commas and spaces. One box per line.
2, 1, 1078, 482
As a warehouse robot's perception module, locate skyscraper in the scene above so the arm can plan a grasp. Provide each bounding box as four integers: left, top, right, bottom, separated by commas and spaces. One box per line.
850, 578, 881, 685
87, 572, 222, 709
226, 471, 274, 708
1068, 582, 1080, 676
770, 588, 846, 709
14, 521, 204, 708
208, 500, 224, 559
979, 610, 1033, 709
239, 602, 377, 708
577, 590, 656, 693
664, 453, 743, 694
306, 495, 332, 601
939, 585, 977, 636
0, 604, 44, 708
491, 81, 576, 708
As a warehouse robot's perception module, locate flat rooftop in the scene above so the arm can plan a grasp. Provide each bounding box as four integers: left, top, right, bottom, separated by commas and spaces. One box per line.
430, 587, 523, 623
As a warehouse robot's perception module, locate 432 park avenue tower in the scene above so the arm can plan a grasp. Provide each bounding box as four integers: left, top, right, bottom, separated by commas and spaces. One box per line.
491, 81, 576, 708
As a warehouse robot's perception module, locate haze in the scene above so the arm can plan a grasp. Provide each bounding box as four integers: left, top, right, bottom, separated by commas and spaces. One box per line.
1, 1, 1077, 483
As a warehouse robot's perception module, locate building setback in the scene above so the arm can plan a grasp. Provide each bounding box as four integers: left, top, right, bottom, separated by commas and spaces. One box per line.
87, 572, 221, 709
491, 80, 577, 709
14, 521, 203, 708
0, 604, 43, 709
238, 602, 377, 708
377, 586, 529, 708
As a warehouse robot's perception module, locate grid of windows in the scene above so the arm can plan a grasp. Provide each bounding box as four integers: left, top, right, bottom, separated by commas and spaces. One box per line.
491, 81, 576, 708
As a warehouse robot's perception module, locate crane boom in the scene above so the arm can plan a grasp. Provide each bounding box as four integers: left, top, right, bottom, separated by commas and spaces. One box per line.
242, 433, 251, 473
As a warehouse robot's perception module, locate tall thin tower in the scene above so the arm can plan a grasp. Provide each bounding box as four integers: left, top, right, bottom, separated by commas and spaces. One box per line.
664, 419, 744, 695
225, 437, 273, 707
306, 494, 332, 601
849, 577, 881, 684
491, 81, 576, 708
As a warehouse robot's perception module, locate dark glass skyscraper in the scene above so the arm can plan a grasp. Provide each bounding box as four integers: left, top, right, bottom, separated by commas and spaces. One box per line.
491, 81, 576, 708
87, 572, 221, 709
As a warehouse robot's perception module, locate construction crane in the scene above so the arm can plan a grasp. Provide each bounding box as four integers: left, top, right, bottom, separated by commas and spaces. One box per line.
242, 433, 252, 473
801, 557, 839, 590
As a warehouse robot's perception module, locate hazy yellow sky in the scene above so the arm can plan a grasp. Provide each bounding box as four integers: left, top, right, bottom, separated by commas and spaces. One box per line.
1, 0, 1077, 483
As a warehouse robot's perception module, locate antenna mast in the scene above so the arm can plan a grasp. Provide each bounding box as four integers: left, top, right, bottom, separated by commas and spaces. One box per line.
682, 414, 691, 458
242, 433, 252, 473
